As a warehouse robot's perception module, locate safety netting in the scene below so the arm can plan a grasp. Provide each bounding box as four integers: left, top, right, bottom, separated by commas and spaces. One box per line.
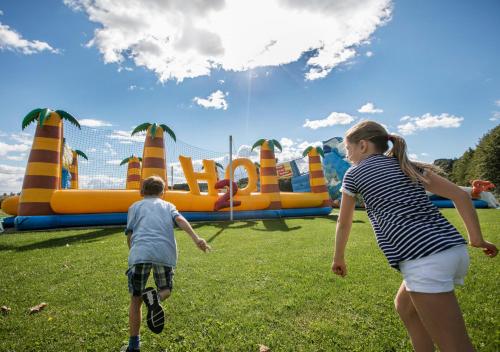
63, 124, 310, 190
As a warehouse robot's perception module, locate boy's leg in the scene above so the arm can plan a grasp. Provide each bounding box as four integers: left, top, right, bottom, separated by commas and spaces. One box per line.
394, 282, 435, 352
158, 289, 171, 301
408, 290, 475, 352
129, 295, 142, 337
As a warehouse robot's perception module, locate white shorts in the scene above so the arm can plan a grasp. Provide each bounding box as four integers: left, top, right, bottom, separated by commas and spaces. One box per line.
399, 245, 469, 293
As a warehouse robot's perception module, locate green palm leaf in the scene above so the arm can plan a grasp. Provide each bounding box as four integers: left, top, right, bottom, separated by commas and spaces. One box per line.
215, 162, 224, 170
22, 108, 42, 130
56, 110, 81, 129
74, 150, 88, 160
251, 139, 266, 151
302, 146, 313, 157
38, 108, 51, 127
150, 123, 158, 139
138, 157, 142, 162
160, 124, 176, 142
271, 139, 282, 152
120, 157, 131, 166
315, 146, 325, 158
131, 123, 151, 136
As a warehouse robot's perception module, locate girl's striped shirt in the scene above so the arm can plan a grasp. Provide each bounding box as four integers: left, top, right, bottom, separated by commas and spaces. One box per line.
341, 154, 466, 269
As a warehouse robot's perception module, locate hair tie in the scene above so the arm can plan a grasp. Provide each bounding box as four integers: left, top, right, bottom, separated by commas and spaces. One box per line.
387, 135, 394, 142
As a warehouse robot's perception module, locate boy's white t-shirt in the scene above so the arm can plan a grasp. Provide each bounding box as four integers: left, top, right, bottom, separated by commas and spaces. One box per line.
126, 197, 180, 268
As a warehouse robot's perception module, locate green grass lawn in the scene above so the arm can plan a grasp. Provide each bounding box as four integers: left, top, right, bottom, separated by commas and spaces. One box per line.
0, 210, 499, 351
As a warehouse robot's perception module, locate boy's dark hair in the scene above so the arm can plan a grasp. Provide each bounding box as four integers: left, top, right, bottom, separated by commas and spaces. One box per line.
142, 176, 165, 196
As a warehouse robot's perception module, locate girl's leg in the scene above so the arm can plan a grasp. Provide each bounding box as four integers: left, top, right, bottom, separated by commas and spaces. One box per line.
129, 295, 142, 337
408, 290, 474, 352
394, 282, 435, 352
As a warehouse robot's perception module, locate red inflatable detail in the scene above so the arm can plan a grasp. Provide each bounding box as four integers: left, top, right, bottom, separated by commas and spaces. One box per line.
214, 179, 241, 211
471, 180, 495, 199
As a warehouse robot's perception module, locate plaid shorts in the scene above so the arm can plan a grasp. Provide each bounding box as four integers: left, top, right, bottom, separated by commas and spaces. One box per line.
126, 263, 174, 296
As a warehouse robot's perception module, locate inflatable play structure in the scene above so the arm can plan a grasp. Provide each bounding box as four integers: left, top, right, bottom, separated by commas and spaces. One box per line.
289, 137, 499, 209
1, 109, 331, 230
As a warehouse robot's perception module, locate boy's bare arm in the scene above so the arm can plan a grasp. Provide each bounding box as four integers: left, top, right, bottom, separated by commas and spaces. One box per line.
174, 215, 211, 252
126, 231, 132, 249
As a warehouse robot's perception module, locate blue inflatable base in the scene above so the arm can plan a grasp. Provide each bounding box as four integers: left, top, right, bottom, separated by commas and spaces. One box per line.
11, 207, 333, 231
1, 216, 15, 228
431, 199, 488, 208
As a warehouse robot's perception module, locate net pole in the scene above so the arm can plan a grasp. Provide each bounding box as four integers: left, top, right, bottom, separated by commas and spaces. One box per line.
171, 165, 174, 190
229, 135, 233, 221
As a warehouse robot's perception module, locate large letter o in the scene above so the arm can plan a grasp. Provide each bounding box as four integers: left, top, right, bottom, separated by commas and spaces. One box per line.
224, 158, 258, 196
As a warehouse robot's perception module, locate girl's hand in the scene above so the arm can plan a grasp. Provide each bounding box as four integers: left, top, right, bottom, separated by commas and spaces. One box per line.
471, 240, 498, 258
332, 259, 347, 277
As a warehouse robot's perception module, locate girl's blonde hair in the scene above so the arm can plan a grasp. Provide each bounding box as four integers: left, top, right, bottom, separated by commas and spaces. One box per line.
345, 120, 438, 184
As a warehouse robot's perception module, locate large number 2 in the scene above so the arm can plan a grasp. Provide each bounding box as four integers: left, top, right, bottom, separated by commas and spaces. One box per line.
214, 179, 242, 211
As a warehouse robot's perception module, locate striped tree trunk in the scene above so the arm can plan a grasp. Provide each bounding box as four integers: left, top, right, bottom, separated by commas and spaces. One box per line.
308, 149, 331, 207
70, 151, 79, 189
126, 156, 141, 190
141, 126, 167, 187
259, 140, 281, 209
18, 112, 62, 215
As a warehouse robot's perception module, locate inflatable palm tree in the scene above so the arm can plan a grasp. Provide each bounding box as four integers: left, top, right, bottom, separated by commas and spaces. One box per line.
19, 108, 80, 215
303, 146, 331, 207
252, 139, 282, 209
120, 155, 142, 190
131, 122, 176, 188
69, 150, 88, 189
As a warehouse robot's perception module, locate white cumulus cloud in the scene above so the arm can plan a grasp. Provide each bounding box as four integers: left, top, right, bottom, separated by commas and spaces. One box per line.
0, 164, 25, 193
64, 0, 392, 82
397, 113, 464, 135
0, 20, 58, 54
358, 102, 383, 114
193, 90, 228, 110
303, 112, 356, 130
490, 111, 500, 122
79, 118, 112, 127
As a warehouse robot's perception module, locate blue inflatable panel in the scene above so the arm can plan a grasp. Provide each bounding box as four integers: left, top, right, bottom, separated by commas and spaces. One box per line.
291, 174, 311, 192
431, 200, 488, 208
1, 216, 15, 228
12, 207, 333, 230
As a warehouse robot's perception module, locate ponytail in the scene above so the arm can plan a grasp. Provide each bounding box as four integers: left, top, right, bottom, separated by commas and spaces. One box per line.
345, 120, 440, 184
386, 134, 439, 184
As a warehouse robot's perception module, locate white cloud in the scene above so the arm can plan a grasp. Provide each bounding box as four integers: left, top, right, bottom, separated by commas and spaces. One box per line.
397, 113, 464, 135
0, 164, 25, 193
303, 112, 356, 130
218, 79, 225, 84
279, 137, 294, 148
79, 118, 112, 127
0, 10, 3, 16
128, 85, 144, 91
421, 152, 429, 156
366, 51, 373, 57
490, 111, 500, 122
193, 90, 228, 110
106, 159, 122, 165
0, 21, 58, 55
64, 0, 392, 82
358, 102, 383, 113
107, 130, 144, 143
495, 100, 500, 107
78, 175, 125, 189
0, 141, 30, 156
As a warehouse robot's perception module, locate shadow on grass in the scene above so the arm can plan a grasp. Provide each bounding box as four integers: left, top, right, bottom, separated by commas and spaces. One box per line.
301, 214, 365, 224
0, 228, 119, 252
191, 221, 259, 243
252, 218, 302, 232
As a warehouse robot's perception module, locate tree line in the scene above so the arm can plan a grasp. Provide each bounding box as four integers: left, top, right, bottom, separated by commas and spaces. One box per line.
433, 124, 499, 196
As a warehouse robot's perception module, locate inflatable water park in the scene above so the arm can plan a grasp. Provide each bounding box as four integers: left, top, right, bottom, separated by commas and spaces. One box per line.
1, 109, 498, 231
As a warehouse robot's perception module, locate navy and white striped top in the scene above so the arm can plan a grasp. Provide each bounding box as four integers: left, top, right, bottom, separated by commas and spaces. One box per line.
341, 154, 466, 270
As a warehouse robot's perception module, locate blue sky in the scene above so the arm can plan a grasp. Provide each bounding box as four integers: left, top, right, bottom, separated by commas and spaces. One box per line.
0, 0, 499, 192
